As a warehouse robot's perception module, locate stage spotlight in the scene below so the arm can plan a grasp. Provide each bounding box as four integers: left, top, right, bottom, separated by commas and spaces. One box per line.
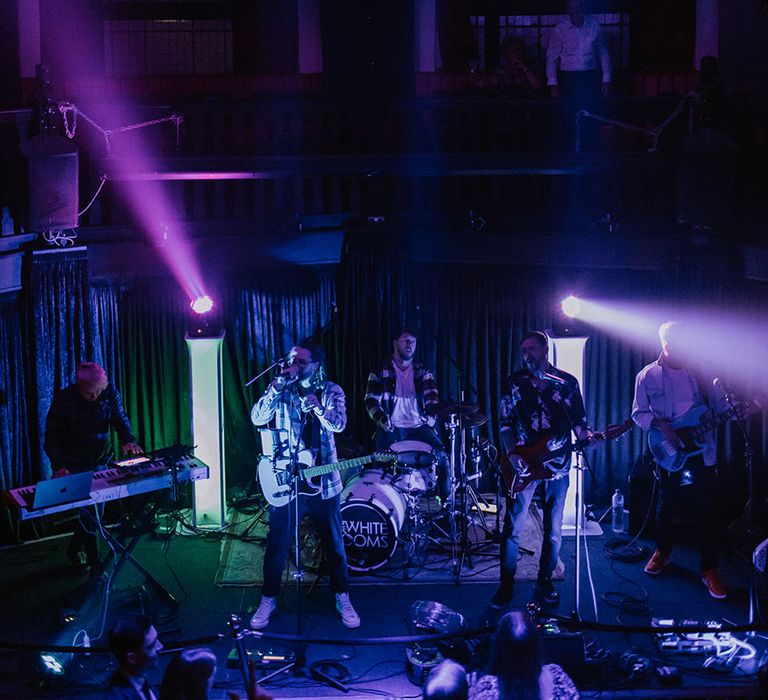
561, 295, 582, 318
190, 295, 214, 315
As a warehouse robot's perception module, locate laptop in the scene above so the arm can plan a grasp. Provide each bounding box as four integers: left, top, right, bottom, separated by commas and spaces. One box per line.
31, 471, 94, 510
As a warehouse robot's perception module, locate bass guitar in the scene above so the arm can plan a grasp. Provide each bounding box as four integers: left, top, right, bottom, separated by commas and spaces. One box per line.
258, 451, 397, 507
500, 419, 633, 496
648, 402, 754, 473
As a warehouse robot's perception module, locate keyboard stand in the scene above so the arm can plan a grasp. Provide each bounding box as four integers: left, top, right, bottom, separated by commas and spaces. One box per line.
84, 497, 178, 606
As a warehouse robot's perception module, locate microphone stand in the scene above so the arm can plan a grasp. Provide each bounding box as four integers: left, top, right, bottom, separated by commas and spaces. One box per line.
723, 391, 757, 626
244, 357, 286, 388
562, 405, 596, 623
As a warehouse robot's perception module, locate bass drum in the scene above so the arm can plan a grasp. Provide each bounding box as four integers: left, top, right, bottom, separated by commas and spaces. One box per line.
340, 470, 406, 572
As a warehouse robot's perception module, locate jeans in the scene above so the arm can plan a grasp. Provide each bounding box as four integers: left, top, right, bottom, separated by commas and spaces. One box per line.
655, 455, 719, 571
262, 494, 349, 598
500, 474, 569, 590
374, 425, 450, 498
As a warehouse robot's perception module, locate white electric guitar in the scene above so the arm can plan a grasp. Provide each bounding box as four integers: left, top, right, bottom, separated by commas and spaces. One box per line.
258, 451, 397, 507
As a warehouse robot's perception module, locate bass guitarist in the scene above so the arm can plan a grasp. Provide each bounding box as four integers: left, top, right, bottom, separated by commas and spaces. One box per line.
249, 338, 360, 630
492, 331, 595, 609
632, 320, 728, 599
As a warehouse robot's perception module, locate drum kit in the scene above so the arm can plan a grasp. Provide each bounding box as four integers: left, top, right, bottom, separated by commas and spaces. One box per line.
340, 402, 498, 580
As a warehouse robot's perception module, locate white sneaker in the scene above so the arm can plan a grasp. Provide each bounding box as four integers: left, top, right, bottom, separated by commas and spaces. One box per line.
250, 596, 277, 630
335, 592, 360, 628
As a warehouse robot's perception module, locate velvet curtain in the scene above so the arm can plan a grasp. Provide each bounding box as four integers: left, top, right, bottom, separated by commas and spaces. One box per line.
1, 235, 765, 523
224, 267, 337, 484
24, 249, 99, 480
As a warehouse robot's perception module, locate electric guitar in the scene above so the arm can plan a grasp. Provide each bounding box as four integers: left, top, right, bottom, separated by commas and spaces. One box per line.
258, 451, 397, 507
648, 402, 755, 473
500, 419, 633, 496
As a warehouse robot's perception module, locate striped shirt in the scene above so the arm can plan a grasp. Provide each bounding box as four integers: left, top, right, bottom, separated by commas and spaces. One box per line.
364, 360, 440, 428
251, 379, 346, 500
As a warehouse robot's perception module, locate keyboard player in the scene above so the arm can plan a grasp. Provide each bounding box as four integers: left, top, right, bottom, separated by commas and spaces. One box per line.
44, 362, 143, 573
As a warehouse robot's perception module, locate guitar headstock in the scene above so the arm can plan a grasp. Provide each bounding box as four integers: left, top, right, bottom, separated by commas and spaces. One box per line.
374, 452, 400, 462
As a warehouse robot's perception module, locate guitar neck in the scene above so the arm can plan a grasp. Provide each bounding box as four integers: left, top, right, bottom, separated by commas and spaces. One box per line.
301, 455, 377, 479
689, 404, 742, 439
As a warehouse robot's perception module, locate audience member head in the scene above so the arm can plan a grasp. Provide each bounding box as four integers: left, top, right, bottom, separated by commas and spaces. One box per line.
488, 611, 543, 699
423, 659, 468, 700
160, 647, 217, 700
76, 362, 109, 402
107, 614, 163, 676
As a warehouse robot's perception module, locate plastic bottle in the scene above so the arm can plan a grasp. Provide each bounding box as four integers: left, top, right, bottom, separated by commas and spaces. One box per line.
1, 207, 13, 236
611, 489, 625, 534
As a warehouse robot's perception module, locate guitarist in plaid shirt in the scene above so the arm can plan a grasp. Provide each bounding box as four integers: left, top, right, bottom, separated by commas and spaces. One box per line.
249, 338, 360, 630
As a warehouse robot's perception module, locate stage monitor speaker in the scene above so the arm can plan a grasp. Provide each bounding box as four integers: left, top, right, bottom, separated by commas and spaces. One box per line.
21, 134, 79, 231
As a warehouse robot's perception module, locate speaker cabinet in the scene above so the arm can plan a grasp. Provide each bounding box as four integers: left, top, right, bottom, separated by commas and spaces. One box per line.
22, 134, 79, 231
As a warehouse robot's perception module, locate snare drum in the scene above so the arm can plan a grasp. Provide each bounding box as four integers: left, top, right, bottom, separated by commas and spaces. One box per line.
341, 471, 406, 572
390, 440, 437, 494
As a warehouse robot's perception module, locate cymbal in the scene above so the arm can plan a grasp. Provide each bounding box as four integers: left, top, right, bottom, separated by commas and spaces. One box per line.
434, 402, 479, 417
461, 412, 488, 428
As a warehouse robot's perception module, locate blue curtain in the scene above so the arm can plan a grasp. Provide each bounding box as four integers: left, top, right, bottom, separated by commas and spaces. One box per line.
24, 248, 98, 480
0, 299, 31, 492
224, 266, 337, 484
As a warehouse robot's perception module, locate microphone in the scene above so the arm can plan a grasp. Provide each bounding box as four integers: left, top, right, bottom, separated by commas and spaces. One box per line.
713, 377, 735, 398
274, 351, 294, 367
539, 371, 567, 385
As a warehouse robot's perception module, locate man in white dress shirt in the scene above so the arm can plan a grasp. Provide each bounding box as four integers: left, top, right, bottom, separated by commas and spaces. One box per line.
546, 0, 611, 100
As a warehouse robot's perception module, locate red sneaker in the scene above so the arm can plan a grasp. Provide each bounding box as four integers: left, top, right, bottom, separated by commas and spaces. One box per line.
701, 569, 727, 599
644, 549, 670, 575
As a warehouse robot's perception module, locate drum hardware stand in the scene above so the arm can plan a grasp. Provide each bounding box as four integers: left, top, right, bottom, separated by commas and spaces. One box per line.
257, 410, 349, 692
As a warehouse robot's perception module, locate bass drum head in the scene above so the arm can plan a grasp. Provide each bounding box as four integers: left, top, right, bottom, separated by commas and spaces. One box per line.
341, 471, 406, 572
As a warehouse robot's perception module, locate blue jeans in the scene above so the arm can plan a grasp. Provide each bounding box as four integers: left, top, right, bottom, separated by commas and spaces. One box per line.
500, 474, 569, 590
262, 494, 349, 598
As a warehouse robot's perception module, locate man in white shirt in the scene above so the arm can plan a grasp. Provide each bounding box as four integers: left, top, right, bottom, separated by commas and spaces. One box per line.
632, 321, 728, 599
365, 329, 449, 498
546, 0, 611, 100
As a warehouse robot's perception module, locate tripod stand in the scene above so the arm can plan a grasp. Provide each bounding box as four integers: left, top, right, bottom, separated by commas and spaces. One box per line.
442, 409, 497, 582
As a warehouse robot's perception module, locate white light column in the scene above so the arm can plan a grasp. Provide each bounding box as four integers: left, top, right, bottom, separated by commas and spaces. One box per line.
548, 335, 602, 537
186, 334, 227, 528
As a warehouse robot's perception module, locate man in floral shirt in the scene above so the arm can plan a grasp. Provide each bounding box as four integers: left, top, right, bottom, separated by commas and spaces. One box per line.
492, 331, 593, 608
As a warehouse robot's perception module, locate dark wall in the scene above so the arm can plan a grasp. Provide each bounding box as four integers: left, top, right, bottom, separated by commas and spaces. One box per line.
719, 0, 768, 96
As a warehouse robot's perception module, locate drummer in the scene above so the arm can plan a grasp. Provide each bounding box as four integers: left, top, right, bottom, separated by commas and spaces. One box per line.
364, 328, 450, 499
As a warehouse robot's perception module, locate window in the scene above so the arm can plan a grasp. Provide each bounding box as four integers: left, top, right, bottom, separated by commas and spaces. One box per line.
104, 18, 233, 76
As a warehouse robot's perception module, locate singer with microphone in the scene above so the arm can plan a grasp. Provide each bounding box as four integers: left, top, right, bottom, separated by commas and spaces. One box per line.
492, 330, 594, 609
248, 338, 360, 630
632, 320, 729, 599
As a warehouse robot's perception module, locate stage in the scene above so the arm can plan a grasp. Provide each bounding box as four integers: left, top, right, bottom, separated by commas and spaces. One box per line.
0, 504, 764, 699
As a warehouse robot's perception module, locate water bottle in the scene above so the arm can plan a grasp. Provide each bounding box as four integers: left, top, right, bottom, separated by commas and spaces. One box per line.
611, 489, 625, 534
